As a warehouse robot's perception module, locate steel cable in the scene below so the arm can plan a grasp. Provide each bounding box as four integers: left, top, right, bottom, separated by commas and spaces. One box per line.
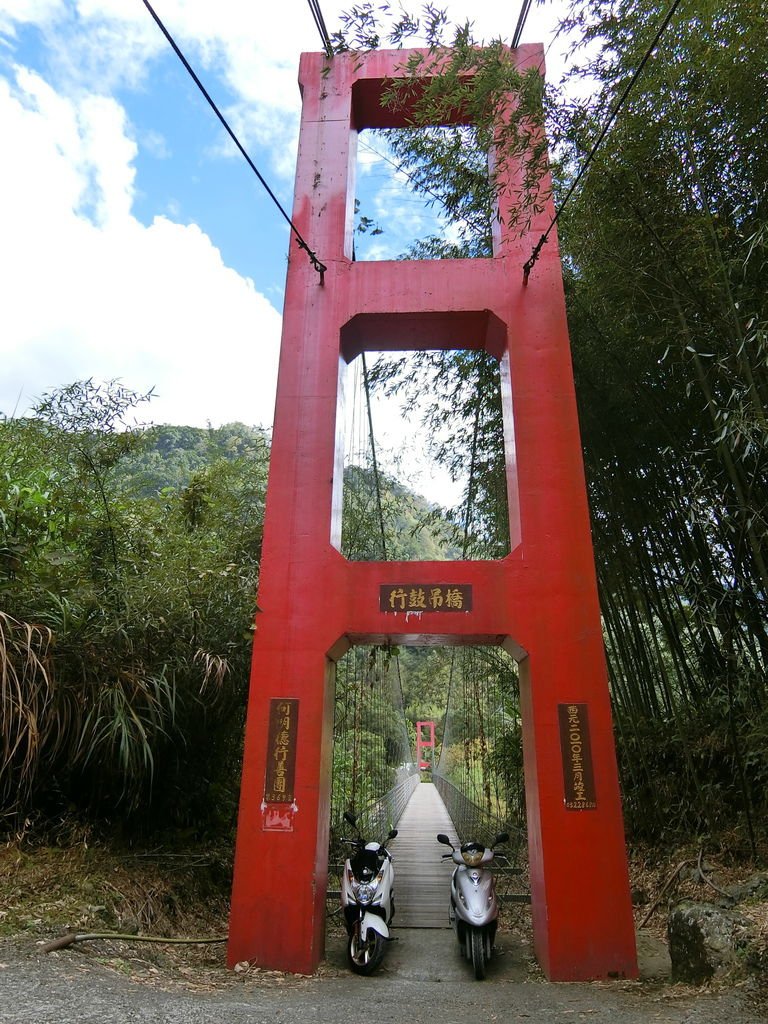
140, 0, 327, 281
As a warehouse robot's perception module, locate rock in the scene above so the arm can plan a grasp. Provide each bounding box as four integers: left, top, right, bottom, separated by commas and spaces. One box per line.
636, 929, 671, 980
667, 900, 754, 984
727, 872, 768, 904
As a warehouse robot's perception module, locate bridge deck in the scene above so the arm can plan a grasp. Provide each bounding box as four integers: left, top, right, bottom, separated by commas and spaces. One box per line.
389, 781, 459, 928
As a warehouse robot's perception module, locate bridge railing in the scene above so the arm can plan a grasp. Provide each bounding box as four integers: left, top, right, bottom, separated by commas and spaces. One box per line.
331, 768, 419, 844
432, 773, 520, 845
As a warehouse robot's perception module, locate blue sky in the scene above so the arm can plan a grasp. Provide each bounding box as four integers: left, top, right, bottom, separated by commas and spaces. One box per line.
0, 0, 570, 497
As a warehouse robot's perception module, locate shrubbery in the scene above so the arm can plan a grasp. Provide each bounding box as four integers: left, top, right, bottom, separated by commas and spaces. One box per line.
0, 381, 268, 837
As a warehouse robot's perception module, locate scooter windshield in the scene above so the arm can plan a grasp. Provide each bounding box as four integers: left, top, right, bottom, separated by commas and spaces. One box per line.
350, 848, 380, 881
460, 842, 486, 867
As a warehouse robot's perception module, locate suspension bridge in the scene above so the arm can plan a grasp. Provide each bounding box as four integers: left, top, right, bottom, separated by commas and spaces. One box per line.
327, 641, 529, 916
326, 642, 529, 930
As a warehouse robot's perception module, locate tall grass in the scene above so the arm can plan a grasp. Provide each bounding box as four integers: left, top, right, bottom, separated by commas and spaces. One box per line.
0, 612, 54, 816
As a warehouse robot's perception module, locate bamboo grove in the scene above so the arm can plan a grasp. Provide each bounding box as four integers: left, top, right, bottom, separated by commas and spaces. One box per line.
0, 382, 269, 835
558, 0, 768, 852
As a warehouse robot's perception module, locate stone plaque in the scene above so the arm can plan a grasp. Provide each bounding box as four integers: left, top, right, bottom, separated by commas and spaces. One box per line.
558, 702, 597, 810
264, 698, 299, 804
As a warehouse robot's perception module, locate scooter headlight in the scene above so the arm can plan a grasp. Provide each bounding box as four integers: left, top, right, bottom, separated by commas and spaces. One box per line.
462, 850, 484, 867
356, 882, 376, 904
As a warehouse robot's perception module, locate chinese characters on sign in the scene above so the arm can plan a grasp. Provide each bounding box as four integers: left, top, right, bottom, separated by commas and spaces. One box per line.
379, 584, 473, 613
558, 703, 597, 810
264, 698, 299, 804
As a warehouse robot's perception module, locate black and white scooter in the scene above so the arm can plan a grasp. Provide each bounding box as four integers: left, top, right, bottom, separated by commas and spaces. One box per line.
437, 830, 509, 979
340, 811, 397, 975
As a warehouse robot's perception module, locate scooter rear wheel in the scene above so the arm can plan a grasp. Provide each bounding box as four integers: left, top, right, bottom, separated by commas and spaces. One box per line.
471, 928, 486, 980
348, 928, 386, 975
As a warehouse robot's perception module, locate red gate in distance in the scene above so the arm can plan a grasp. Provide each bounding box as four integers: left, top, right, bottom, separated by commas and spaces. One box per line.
416, 720, 436, 771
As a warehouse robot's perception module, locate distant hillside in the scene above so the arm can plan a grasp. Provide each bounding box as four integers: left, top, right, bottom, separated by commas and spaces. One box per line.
342, 463, 461, 561
119, 426, 458, 560
116, 422, 270, 497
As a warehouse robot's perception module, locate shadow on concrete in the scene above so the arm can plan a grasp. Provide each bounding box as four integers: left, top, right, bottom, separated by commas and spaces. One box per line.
324, 925, 535, 983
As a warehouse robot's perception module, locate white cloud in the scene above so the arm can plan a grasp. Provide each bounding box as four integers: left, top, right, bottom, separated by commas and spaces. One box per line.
140, 127, 169, 159
0, 0, 63, 36
0, 1, 574, 189
0, 1, 311, 187
0, 65, 281, 428
0, 0, 321, 178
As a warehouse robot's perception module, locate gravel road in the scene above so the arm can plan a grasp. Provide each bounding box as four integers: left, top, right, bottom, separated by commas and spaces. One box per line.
1, 927, 764, 1024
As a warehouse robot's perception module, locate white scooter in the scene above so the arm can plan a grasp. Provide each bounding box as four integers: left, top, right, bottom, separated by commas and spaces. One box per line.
340, 811, 397, 975
437, 830, 509, 980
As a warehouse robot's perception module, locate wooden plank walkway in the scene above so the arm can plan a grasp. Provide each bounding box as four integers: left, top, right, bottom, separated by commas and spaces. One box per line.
389, 781, 459, 928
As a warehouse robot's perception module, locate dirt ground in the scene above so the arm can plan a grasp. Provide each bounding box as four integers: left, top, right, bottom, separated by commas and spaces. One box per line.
1, 841, 766, 1024
1, 925, 766, 1024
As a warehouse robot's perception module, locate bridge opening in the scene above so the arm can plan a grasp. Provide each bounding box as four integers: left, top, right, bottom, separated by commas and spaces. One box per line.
354, 127, 492, 263
328, 642, 529, 928
338, 348, 512, 561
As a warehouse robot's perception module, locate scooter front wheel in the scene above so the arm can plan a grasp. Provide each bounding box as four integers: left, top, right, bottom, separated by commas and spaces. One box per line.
348, 927, 386, 975
471, 928, 486, 980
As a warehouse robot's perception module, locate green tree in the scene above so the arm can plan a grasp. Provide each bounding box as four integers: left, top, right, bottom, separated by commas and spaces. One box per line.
0, 382, 269, 835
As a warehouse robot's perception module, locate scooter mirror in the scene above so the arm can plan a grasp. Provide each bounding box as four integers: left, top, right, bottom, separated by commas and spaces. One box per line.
493, 832, 510, 846
343, 811, 358, 828
436, 833, 452, 846
387, 829, 398, 840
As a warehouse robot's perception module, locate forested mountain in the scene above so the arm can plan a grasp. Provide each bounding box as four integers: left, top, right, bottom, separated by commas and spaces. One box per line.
341, 463, 462, 561
116, 422, 271, 497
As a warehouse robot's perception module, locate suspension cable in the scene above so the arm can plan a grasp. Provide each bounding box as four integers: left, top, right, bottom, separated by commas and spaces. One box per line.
436, 650, 457, 774
306, 0, 334, 58
139, 0, 327, 283
394, 653, 407, 725
522, 0, 685, 284
511, 0, 534, 49
351, 651, 363, 811
462, 365, 484, 558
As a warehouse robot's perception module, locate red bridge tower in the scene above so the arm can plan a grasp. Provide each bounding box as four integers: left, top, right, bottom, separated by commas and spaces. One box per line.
227, 45, 638, 982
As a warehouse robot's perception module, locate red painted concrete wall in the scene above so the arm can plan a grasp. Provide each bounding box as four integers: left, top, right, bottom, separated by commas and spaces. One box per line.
228, 45, 638, 981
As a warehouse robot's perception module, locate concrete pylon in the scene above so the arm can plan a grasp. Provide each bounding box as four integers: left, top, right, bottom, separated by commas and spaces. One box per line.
227, 45, 638, 981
